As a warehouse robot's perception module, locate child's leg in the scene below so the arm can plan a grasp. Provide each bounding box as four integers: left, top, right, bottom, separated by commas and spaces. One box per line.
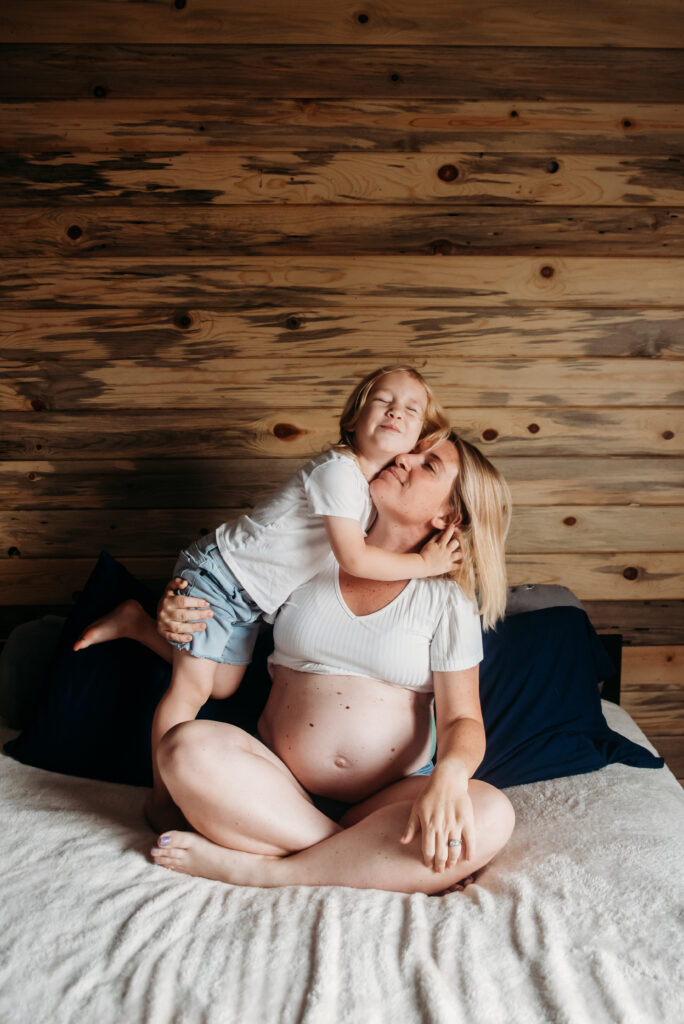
146, 649, 247, 831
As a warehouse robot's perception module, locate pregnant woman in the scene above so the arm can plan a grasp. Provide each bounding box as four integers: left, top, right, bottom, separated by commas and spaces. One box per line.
83, 433, 515, 894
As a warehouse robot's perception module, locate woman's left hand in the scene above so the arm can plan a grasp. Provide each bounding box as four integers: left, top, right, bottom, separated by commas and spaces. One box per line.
400, 767, 475, 873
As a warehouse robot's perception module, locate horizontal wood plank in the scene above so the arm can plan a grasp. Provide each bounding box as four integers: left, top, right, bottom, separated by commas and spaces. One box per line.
5, 307, 684, 360
3, 152, 683, 206
2, 356, 682, 411
3, 553, 684, 603
4, 99, 684, 154
3, 257, 684, 309
2, 45, 683, 102
622, 645, 683, 688
2, 1, 682, 47
3, 506, 682, 558
3, 205, 684, 258
584, 601, 684, 647
1, 407, 682, 460
1, 457, 681, 509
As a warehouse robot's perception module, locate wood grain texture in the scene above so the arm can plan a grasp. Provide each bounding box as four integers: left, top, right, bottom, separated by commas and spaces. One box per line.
5, 308, 684, 360
3, 554, 684, 603
3, 356, 682, 411
3, 206, 683, 257
1, 458, 681, 509
4, 152, 684, 206
4, 99, 684, 154
2, 408, 681, 460
2, 45, 683, 102
3, 257, 684, 309
3, 506, 682, 558
2, 1, 683, 47
584, 601, 684, 647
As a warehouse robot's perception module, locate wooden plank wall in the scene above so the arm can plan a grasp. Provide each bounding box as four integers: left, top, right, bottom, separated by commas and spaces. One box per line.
1, 2, 683, 780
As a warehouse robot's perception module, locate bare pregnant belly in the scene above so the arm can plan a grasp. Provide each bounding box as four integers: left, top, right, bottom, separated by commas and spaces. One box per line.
257, 666, 434, 802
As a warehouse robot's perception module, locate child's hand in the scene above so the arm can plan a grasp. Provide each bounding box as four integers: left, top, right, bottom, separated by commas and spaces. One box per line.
419, 524, 462, 577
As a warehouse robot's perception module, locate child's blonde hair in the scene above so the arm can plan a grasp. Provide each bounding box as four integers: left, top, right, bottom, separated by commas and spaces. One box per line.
337, 365, 449, 453
445, 433, 512, 631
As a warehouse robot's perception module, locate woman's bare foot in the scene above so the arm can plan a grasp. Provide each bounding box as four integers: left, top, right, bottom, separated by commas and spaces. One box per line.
150, 831, 273, 886
144, 792, 190, 835
73, 598, 146, 651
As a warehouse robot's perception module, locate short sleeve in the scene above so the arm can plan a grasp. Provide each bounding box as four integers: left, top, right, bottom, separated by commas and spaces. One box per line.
430, 584, 483, 672
305, 455, 370, 523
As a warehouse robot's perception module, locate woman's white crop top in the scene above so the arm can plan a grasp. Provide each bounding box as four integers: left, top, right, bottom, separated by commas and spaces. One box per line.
269, 562, 483, 693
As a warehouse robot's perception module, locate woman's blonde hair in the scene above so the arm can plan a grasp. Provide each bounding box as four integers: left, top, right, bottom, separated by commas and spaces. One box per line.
337, 365, 449, 454
446, 433, 512, 631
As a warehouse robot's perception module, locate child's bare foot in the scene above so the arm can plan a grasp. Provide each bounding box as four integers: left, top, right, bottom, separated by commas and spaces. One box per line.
144, 791, 189, 835
150, 831, 273, 887
73, 598, 145, 651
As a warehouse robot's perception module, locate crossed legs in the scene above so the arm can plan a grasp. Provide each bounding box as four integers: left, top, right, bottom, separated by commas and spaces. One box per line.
151, 719, 515, 895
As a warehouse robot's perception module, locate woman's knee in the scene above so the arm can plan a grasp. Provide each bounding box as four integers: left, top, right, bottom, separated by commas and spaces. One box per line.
469, 780, 515, 856
157, 720, 249, 784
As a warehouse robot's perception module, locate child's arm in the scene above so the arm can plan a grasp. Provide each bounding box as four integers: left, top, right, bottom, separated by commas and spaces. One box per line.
324, 516, 461, 581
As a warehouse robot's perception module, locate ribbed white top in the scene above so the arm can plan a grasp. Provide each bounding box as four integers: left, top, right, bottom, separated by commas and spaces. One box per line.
270, 562, 483, 693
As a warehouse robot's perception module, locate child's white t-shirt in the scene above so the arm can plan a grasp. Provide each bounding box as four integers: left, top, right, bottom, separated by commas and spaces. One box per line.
216, 450, 373, 615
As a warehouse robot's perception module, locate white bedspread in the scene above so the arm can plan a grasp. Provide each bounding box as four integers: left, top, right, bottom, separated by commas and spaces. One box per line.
1, 703, 683, 1024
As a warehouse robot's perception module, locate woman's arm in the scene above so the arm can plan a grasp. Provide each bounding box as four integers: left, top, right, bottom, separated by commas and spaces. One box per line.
157, 578, 214, 644
324, 516, 462, 581
400, 665, 485, 873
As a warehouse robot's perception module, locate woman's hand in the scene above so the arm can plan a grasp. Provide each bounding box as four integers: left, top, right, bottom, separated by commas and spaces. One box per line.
400, 764, 476, 873
419, 523, 462, 577
157, 577, 213, 644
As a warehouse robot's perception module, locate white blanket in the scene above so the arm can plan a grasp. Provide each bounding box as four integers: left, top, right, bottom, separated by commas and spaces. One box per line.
1, 704, 683, 1024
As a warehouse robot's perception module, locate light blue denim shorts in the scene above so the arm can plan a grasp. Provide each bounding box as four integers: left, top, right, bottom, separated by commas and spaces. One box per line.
171, 531, 262, 665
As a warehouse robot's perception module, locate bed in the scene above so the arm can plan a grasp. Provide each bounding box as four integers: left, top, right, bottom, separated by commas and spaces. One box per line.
1, 564, 683, 1024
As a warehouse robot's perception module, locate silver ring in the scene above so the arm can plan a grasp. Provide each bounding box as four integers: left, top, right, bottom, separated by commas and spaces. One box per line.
448, 839, 462, 849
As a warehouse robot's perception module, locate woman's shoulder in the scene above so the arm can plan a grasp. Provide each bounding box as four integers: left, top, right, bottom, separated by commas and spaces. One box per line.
414, 576, 478, 616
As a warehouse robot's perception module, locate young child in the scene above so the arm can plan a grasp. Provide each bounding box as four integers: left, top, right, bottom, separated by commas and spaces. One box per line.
134, 366, 460, 825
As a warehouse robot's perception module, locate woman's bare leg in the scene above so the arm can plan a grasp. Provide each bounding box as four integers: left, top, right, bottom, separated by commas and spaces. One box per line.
151, 778, 515, 895
156, 718, 342, 855
73, 598, 173, 660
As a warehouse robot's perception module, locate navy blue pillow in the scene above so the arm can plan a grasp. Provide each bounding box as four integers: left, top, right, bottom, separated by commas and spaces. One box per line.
473, 606, 663, 788
4, 552, 272, 786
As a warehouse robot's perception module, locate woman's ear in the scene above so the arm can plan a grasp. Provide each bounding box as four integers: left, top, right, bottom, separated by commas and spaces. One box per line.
430, 512, 461, 532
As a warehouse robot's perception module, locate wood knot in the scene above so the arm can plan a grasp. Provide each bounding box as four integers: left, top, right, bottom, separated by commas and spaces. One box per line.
563, 516, 577, 526
432, 238, 454, 255
173, 311, 193, 330
527, 423, 540, 434
662, 430, 674, 440
509, 109, 519, 118
622, 118, 633, 129
540, 265, 554, 278
273, 422, 302, 441
66, 225, 82, 240
174, 0, 187, 8
482, 428, 498, 441
7, 547, 20, 558
31, 398, 48, 412
285, 315, 301, 330
622, 567, 639, 581
28, 472, 36, 481
437, 164, 459, 182
546, 160, 559, 174
390, 73, 402, 83
93, 85, 108, 99
357, 12, 369, 23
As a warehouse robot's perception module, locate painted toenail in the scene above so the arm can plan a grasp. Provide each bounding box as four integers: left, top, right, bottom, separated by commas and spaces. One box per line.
159, 835, 171, 846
